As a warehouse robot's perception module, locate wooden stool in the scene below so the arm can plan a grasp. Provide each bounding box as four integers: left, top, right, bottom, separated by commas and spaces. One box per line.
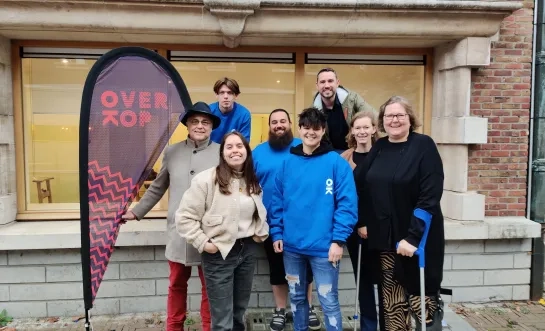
33, 177, 54, 203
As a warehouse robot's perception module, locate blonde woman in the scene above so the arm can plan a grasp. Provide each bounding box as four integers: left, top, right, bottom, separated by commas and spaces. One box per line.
340, 111, 378, 169
341, 111, 383, 331
175, 131, 269, 331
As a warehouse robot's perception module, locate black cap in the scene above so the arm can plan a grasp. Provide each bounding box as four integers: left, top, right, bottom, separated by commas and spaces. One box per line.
180, 102, 221, 129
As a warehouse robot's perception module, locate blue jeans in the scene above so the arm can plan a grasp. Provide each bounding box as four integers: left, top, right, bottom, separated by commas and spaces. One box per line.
283, 250, 342, 331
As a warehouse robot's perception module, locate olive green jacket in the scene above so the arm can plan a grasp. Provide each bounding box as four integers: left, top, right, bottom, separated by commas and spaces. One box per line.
312, 86, 377, 143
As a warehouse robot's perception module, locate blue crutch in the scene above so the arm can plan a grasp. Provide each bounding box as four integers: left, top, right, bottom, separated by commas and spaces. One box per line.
397, 208, 432, 331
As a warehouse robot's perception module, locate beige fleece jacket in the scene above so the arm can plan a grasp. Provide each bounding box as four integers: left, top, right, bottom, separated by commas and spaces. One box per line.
175, 167, 269, 260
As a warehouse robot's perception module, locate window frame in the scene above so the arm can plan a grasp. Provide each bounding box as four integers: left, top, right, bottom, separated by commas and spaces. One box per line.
12, 41, 433, 220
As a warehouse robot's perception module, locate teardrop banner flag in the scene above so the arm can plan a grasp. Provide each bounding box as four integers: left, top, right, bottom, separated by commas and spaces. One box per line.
79, 47, 191, 328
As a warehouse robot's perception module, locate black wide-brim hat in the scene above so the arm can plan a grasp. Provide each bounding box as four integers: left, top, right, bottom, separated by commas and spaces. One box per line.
180, 101, 221, 129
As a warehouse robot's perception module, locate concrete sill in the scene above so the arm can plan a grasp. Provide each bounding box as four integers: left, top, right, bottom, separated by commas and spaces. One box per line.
0, 217, 542, 251
0, 219, 167, 250
444, 217, 542, 240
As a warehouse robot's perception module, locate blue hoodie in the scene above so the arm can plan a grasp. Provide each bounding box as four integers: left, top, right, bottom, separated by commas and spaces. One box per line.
269, 143, 358, 258
253, 138, 302, 218
208, 102, 252, 143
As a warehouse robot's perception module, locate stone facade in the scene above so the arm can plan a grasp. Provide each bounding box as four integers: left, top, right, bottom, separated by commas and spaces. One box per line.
0, 239, 535, 318
0, 0, 543, 319
0, 35, 16, 226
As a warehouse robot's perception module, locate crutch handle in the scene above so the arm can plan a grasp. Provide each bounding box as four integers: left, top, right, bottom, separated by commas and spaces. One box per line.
396, 208, 432, 268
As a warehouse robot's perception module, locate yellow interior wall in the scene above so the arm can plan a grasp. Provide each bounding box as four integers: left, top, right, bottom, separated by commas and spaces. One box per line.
22, 58, 425, 205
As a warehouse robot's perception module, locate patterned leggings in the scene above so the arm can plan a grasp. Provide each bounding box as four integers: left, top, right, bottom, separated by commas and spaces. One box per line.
379, 252, 439, 331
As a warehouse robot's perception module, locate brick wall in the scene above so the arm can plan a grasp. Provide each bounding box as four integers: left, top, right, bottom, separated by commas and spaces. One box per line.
0, 240, 533, 318
469, 0, 534, 217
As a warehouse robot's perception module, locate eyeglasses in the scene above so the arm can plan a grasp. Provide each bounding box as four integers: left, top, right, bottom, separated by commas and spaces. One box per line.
384, 113, 408, 121
188, 119, 212, 127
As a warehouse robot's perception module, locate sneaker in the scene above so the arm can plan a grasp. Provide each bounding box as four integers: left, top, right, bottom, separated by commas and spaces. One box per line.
270, 308, 286, 331
308, 305, 322, 330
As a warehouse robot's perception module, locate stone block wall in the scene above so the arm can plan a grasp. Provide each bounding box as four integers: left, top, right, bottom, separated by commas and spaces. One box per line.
0, 239, 534, 318
443, 239, 532, 302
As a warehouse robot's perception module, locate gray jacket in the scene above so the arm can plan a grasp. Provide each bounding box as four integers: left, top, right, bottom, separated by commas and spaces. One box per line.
131, 137, 220, 265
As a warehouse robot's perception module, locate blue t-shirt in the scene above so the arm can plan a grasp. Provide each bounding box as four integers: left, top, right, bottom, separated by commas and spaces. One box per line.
208, 102, 251, 143
253, 138, 302, 218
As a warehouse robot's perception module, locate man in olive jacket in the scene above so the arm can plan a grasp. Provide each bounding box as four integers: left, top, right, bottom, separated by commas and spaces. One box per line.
121, 102, 221, 331
312, 67, 377, 152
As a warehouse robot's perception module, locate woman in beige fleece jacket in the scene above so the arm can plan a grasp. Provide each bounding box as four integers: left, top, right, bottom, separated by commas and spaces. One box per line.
175, 131, 269, 331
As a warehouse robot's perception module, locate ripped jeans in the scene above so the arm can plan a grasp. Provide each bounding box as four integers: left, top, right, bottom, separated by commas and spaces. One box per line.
283, 250, 342, 331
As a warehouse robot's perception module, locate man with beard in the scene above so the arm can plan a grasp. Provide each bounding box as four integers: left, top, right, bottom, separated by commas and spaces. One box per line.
253, 109, 322, 331
311, 67, 376, 152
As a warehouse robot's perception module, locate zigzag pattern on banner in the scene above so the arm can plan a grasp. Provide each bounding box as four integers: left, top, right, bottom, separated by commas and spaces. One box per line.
87, 160, 139, 302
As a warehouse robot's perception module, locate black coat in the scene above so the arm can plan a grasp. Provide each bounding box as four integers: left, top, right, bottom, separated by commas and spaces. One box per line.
354, 132, 445, 296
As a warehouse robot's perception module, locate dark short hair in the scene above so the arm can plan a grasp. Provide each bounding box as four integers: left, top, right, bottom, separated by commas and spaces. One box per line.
298, 107, 327, 130
316, 67, 337, 81
269, 108, 291, 124
213, 77, 241, 95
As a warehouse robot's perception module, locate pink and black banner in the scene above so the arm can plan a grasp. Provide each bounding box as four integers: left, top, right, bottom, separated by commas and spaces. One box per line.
78, 47, 191, 317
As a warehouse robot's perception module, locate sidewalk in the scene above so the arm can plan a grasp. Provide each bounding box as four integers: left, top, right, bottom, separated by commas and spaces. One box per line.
2, 306, 474, 331
451, 299, 545, 331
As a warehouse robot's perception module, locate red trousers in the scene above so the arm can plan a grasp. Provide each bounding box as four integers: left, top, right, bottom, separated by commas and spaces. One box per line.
167, 260, 211, 331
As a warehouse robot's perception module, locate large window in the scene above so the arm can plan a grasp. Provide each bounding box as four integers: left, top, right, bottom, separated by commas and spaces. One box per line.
16, 47, 428, 218
22, 58, 91, 209
304, 55, 425, 130
170, 55, 296, 149
21, 57, 166, 212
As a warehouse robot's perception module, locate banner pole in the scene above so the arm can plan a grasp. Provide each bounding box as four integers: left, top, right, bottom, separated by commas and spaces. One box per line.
84, 308, 91, 331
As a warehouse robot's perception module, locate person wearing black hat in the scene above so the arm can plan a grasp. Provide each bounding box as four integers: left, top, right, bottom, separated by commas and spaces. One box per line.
121, 101, 221, 331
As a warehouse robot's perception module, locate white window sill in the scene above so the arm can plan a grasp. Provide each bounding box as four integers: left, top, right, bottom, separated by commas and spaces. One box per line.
0, 217, 541, 251
0, 219, 167, 250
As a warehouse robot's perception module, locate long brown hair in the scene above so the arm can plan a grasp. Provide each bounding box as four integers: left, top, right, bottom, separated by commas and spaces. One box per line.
216, 131, 261, 195
345, 111, 378, 149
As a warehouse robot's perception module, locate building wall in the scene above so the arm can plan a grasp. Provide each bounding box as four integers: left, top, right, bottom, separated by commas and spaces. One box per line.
469, 0, 534, 217
0, 239, 534, 318
0, 35, 16, 226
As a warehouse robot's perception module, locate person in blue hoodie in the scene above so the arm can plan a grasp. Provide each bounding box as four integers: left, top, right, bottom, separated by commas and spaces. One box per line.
253, 108, 322, 331
208, 77, 252, 143
269, 107, 358, 331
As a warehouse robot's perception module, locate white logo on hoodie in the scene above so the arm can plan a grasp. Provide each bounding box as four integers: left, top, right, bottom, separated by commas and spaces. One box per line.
325, 178, 333, 195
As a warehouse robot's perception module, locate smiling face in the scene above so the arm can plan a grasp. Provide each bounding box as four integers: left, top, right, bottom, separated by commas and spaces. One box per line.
186, 114, 213, 142
222, 134, 247, 170
298, 125, 325, 150
383, 102, 411, 141
269, 111, 291, 137
351, 116, 376, 146
316, 71, 339, 101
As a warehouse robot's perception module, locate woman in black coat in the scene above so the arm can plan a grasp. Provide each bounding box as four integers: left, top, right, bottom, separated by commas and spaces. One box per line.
354, 96, 445, 331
